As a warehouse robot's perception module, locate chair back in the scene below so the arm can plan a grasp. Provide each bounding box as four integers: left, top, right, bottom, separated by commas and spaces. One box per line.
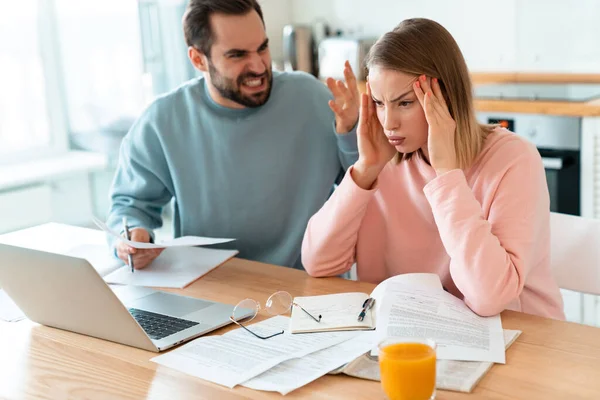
550, 212, 600, 295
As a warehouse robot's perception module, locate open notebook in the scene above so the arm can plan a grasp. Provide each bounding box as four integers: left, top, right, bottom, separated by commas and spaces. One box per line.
290, 273, 443, 334
291, 292, 376, 333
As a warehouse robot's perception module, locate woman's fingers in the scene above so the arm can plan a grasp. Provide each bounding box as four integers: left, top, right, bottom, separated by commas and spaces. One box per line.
359, 93, 369, 128
366, 81, 376, 119
413, 79, 425, 108
431, 78, 451, 116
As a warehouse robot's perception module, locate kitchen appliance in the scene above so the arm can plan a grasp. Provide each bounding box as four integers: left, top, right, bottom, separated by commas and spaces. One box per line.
477, 112, 581, 215
282, 24, 317, 76
317, 36, 377, 81
474, 82, 600, 216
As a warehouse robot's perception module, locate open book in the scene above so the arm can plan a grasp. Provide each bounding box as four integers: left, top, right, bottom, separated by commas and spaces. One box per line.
290, 274, 446, 334
293, 273, 506, 364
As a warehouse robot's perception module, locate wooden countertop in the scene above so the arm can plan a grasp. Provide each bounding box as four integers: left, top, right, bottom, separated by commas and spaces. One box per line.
470, 72, 600, 85
356, 74, 600, 117
2, 257, 600, 399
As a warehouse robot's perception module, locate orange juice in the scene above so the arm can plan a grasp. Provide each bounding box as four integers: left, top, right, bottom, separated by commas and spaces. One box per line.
379, 340, 436, 400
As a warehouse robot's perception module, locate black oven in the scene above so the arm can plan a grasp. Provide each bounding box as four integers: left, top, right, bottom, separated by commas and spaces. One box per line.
538, 148, 580, 215
477, 113, 582, 216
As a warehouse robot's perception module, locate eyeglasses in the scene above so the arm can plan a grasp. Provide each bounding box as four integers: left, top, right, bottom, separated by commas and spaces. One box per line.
230, 291, 322, 339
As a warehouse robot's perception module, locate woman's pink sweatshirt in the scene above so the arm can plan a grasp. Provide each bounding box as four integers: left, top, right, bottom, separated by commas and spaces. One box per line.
302, 128, 565, 319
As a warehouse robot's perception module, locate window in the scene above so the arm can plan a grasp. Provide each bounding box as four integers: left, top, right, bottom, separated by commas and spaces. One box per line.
0, 0, 192, 166
0, 1, 66, 164
54, 0, 148, 140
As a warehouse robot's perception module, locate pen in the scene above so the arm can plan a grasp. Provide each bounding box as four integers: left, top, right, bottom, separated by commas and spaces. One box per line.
357, 297, 375, 322
122, 217, 134, 273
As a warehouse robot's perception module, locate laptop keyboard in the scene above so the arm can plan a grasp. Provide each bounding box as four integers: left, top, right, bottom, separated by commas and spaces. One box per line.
129, 308, 199, 340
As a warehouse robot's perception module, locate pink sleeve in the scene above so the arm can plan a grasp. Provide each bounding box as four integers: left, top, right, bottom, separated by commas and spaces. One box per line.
423, 153, 549, 317
301, 166, 377, 277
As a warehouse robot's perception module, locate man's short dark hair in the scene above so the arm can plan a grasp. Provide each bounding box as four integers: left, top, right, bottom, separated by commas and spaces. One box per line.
183, 0, 264, 57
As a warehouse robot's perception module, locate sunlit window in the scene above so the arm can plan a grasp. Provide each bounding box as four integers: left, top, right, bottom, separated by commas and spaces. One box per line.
0, 2, 54, 159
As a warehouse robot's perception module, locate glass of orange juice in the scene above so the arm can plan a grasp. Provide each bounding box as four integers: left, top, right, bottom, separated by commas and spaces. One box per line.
378, 337, 437, 400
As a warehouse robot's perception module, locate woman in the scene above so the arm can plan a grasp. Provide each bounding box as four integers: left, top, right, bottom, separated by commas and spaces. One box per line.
302, 18, 564, 319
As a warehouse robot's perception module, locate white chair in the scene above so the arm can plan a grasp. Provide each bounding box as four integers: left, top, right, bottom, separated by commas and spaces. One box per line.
550, 212, 600, 295
550, 212, 600, 325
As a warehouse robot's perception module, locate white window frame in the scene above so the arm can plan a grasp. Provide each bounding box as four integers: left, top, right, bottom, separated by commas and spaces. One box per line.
0, 0, 70, 166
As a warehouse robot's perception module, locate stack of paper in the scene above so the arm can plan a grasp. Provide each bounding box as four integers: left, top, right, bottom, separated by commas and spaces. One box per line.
152, 274, 517, 395
326, 273, 514, 393
151, 316, 379, 394
330, 329, 521, 393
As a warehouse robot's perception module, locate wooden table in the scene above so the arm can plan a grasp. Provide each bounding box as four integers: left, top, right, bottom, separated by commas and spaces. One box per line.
1, 258, 599, 399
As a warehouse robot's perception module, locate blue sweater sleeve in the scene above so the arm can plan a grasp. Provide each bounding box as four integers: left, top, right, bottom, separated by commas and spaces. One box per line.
106, 109, 173, 247
335, 123, 359, 170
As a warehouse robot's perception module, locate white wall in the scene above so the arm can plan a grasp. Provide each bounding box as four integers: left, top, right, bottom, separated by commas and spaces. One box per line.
259, 0, 293, 64
287, 0, 600, 73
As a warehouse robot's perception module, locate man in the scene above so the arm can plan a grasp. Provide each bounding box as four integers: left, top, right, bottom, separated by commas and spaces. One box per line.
107, 0, 360, 270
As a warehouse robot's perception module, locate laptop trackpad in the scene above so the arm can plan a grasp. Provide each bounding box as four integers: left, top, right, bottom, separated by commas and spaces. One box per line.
128, 292, 213, 318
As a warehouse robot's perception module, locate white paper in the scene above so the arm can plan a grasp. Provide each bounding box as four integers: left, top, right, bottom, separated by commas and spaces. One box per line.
369, 273, 444, 314
243, 330, 378, 395
436, 330, 520, 392
0, 222, 123, 277
375, 284, 505, 363
151, 316, 359, 388
66, 243, 123, 277
103, 247, 238, 288
290, 292, 373, 333
0, 289, 25, 322
92, 217, 235, 249
337, 330, 521, 393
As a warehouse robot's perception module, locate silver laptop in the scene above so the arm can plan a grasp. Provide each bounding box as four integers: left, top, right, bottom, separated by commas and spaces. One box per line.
0, 243, 252, 352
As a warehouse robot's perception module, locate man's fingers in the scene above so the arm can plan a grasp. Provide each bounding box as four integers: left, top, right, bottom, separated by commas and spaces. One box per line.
329, 99, 343, 116
343, 60, 358, 93
335, 80, 351, 104
326, 77, 342, 99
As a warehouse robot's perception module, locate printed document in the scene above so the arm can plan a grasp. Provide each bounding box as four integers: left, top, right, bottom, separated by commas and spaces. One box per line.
333, 329, 521, 393
93, 217, 234, 249
151, 316, 358, 388
374, 282, 505, 363
243, 330, 378, 395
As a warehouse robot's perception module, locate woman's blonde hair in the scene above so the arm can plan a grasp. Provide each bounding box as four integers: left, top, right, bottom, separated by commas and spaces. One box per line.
365, 18, 494, 168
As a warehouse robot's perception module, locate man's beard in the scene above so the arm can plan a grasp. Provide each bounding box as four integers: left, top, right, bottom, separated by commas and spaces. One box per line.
208, 61, 273, 108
